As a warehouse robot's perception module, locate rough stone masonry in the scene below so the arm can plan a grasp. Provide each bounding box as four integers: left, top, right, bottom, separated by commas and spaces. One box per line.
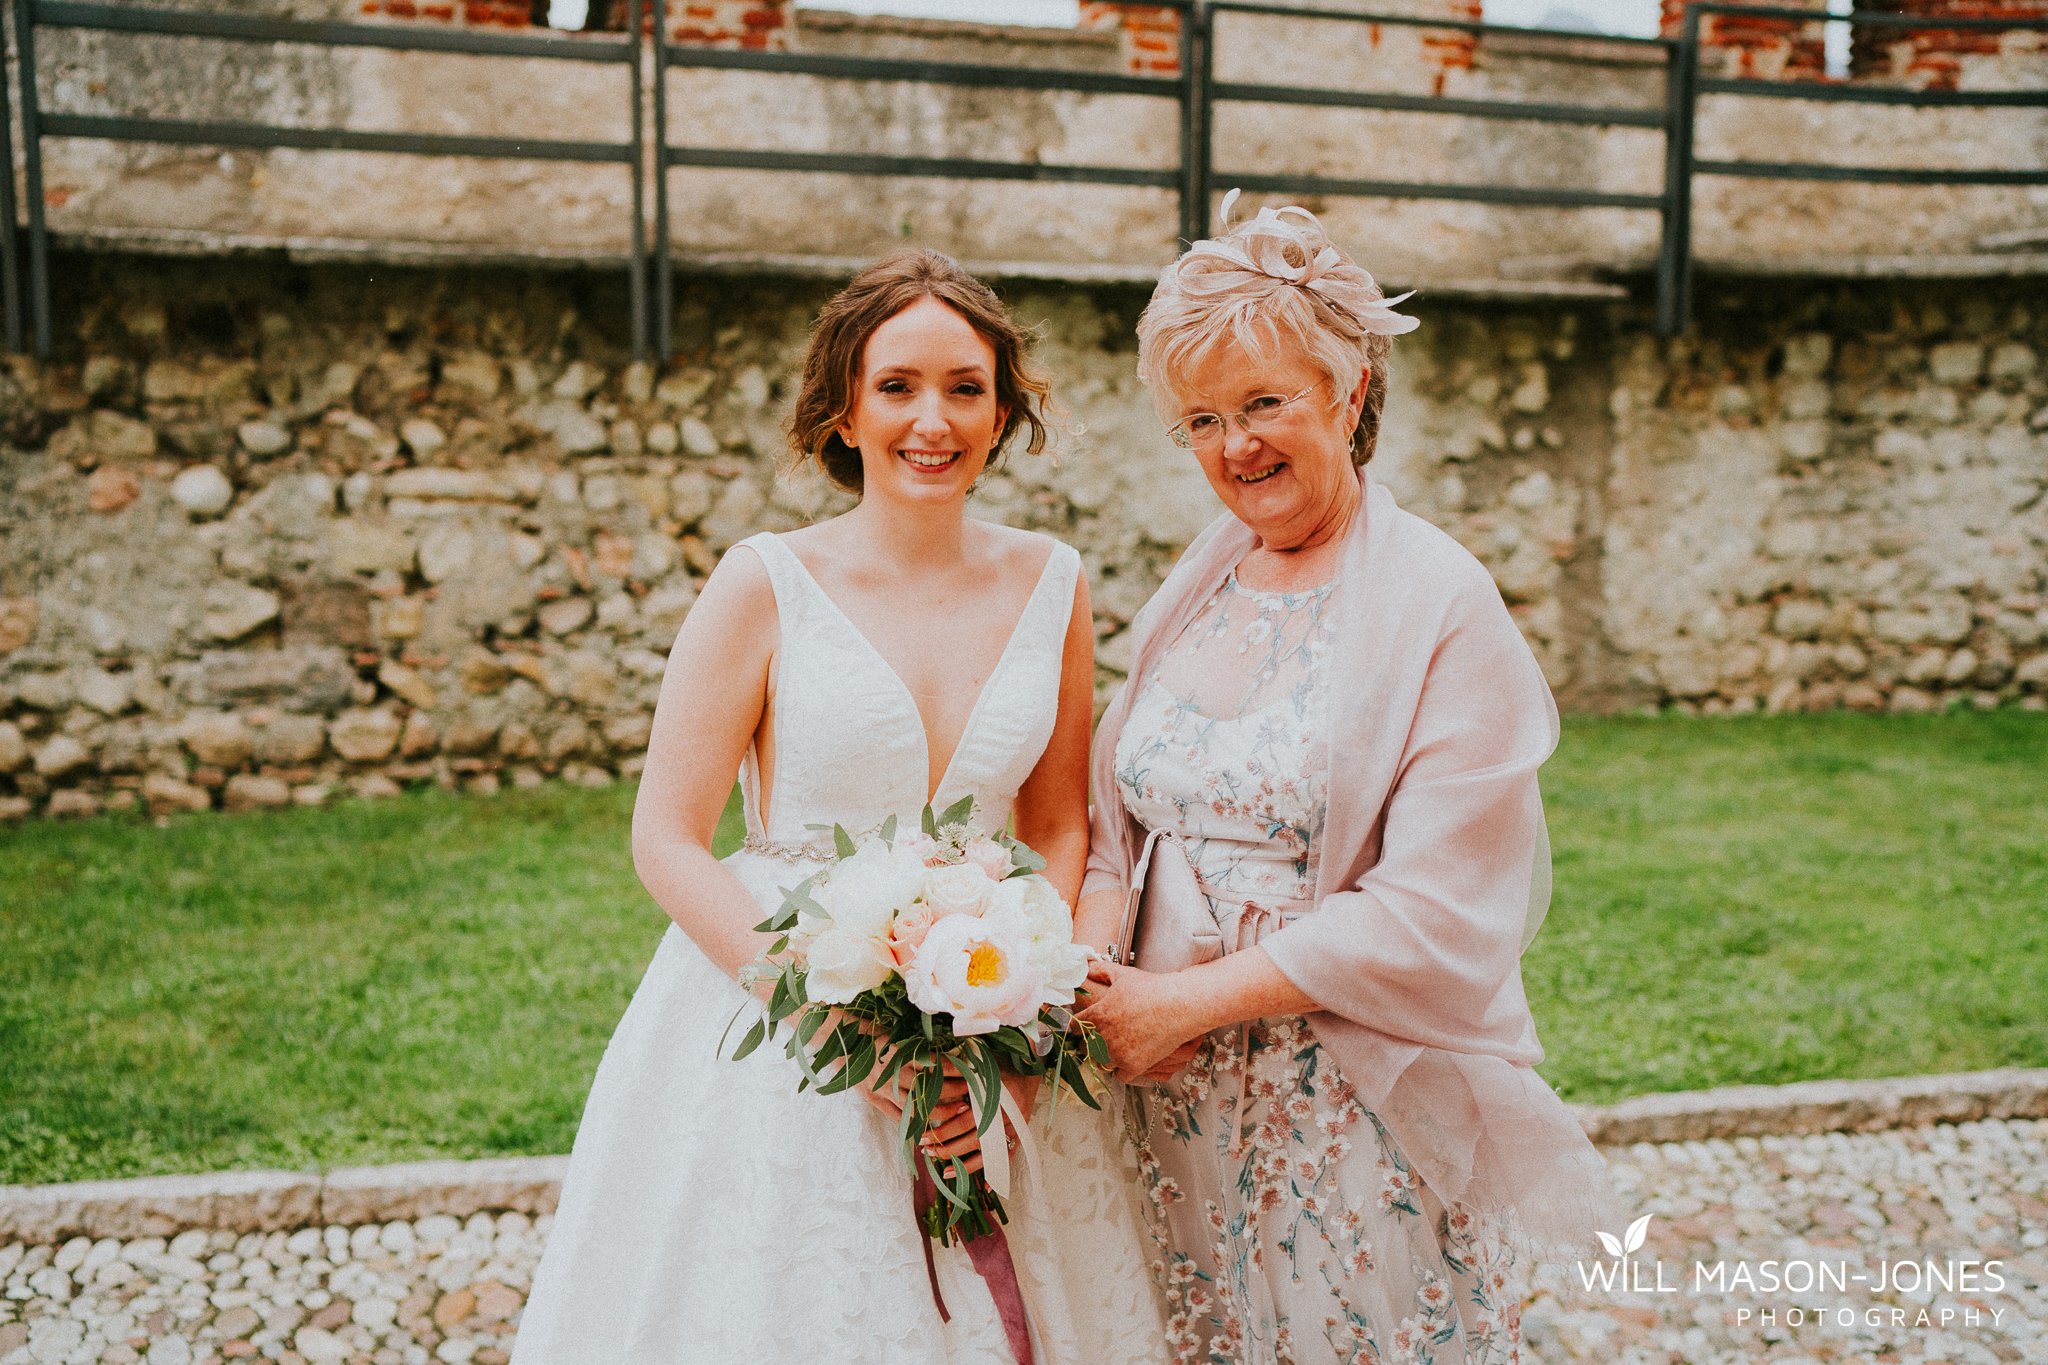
1, 253, 2045, 821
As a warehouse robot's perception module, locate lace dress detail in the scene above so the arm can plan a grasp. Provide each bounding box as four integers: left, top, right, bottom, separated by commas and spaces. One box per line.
1112, 575, 1524, 1365
514, 532, 1168, 1365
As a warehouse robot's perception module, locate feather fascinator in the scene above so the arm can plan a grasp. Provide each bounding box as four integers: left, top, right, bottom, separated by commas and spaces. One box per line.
1166, 188, 1420, 339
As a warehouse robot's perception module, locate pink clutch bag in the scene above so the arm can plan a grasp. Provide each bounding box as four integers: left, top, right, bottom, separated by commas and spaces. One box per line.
1111, 827, 1224, 974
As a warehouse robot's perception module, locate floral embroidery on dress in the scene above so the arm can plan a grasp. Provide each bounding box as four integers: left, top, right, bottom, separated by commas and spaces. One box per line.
1112, 572, 1523, 1365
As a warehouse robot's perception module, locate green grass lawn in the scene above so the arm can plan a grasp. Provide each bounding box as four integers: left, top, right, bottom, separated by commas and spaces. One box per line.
3, 712, 2043, 1186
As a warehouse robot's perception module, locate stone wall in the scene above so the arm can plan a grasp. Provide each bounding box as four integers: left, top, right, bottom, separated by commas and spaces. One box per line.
1, 252, 2045, 821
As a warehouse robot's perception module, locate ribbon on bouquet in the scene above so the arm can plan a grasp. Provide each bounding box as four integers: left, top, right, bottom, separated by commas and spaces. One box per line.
911, 1085, 1041, 1365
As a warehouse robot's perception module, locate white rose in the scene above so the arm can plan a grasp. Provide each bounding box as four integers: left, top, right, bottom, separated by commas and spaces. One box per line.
815, 839, 928, 939
922, 861, 995, 920
804, 927, 895, 1005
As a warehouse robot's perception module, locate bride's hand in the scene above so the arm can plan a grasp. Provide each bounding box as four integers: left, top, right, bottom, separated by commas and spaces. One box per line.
865, 1052, 970, 1125
913, 1069, 1039, 1180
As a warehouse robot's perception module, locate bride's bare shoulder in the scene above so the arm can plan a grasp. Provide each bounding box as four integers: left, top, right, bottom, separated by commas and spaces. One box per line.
969, 520, 1068, 581
686, 538, 777, 630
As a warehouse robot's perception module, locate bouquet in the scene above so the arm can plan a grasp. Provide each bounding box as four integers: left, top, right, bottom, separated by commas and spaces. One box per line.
726, 796, 1110, 1248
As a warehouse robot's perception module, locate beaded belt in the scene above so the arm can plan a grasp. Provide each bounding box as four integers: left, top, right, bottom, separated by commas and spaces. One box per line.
738, 834, 837, 864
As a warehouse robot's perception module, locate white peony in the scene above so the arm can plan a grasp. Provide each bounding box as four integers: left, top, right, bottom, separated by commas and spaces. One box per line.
1014, 874, 1089, 1004
814, 838, 929, 939
922, 861, 996, 920
804, 926, 896, 1005
902, 908, 1045, 1036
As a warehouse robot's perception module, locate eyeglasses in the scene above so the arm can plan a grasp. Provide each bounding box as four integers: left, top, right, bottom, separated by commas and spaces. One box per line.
1165, 382, 1325, 452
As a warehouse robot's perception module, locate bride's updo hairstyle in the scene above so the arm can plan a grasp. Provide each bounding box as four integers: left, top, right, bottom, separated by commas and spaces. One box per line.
786, 248, 1054, 494
1137, 192, 1418, 465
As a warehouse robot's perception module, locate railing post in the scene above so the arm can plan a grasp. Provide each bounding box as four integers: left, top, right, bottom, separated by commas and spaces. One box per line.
1656, 3, 1700, 338
627, 0, 646, 362
1177, 0, 1209, 247
16, 0, 48, 357
651, 0, 669, 360
0, 0, 21, 354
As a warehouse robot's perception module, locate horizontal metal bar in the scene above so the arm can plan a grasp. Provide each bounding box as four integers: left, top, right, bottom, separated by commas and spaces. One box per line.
1694, 158, 2048, 186
1698, 77, 2048, 108
1212, 80, 1664, 128
665, 146, 1178, 188
32, 1, 634, 61
1206, 2, 1675, 46
42, 113, 633, 161
1688, 2, 2048, 29
1221, 171, 1663, 210
663, 46, 1179, 98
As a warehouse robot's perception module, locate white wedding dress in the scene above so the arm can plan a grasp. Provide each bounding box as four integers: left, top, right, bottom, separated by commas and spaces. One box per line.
513, 531, 1169, 1365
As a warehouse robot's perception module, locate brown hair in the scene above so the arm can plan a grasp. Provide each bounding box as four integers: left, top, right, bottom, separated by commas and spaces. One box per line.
785, 249, 1053, 493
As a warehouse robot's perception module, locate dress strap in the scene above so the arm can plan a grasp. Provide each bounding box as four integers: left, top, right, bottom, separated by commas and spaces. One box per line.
732, 532, 810, 615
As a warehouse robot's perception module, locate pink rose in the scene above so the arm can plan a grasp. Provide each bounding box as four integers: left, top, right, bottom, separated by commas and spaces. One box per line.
961, 836, 1012, 882
897, 831, 946, 866
887, 901, 941, 968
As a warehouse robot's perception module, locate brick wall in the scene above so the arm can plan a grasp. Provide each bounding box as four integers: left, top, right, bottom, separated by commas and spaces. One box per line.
359, 0, 790, 44
1850, 0, 2048, 89
1077, 2, 1182, 75
1662, 0, 1829, 80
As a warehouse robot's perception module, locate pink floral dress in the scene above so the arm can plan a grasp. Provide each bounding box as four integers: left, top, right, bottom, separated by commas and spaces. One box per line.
1113, 573, 1524, 1365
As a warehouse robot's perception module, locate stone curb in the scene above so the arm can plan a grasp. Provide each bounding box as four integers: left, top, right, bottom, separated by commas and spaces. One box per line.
0, 1156, 567, 1244
5, 1069, 2044, 1243
1567, 1065, 2048, 1146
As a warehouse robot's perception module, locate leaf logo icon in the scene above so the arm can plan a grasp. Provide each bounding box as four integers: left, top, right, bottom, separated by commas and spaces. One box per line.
1594, 1215, 1653, 1257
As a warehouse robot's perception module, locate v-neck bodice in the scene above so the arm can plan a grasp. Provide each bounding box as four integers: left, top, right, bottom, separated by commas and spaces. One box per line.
733, 530, 1079, 854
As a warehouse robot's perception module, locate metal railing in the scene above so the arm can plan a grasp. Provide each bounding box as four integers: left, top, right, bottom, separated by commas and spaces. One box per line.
10, 0, 648, 357
1664, 2, 2048, 334
6, 1, 2047, 357
647, 0, 1198, 360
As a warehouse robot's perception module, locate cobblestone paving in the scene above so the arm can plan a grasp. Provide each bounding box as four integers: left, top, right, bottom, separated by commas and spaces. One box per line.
2, 1120, 2041, 1365
1527, 1119, 2047, 1365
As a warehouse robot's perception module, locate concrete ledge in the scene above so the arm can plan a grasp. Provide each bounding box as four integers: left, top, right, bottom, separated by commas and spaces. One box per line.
0, 1158, 567, 1244
1569, 1066, 2048, 1147
0, 1169, 322, 1244
318, 1156, 568, 1227
6, 1070, 2043, 1242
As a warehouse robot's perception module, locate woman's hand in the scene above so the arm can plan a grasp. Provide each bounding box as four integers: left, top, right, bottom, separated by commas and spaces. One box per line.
866, 1057, 1038, 1179
1075, 961, 1206, 1083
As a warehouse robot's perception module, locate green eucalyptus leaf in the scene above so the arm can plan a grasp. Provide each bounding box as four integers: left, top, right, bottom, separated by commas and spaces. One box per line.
729, 1017, 767, 1062
939, 794, 976, 829
833, 824, 858, 859
922, 804, 938, 838
880, 814, 898, 845
999, 835, 1047, 875
841, 1036, 877, 1089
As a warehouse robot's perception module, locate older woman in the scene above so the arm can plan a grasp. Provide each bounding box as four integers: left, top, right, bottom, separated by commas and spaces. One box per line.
1073, 197, 1613, 1365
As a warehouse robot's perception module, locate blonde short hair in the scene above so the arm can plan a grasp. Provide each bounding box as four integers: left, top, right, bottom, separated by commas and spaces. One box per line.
1136, 196, 1417, 465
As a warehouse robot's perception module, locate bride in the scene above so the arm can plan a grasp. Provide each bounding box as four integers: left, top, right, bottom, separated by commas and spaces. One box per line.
511, 250, 1167, 1365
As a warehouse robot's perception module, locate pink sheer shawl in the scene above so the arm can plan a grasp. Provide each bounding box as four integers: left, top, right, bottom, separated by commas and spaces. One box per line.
1084, 469, 1616, 1257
